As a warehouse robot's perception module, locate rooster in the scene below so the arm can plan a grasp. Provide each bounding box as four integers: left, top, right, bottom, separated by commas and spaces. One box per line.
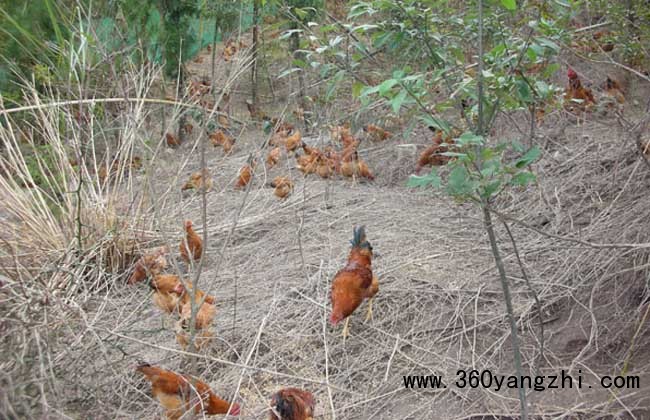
269, 388, 315, 420
330, 226, 378, 338
136, 364, 240, 419
564, 68, 596, 111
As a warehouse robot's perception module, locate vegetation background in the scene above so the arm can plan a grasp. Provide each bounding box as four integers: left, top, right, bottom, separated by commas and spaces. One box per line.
1, 0, 649, 418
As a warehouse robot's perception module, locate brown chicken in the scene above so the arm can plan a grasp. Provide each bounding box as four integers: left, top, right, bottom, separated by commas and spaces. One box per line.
285, 130, 303, 153
209, 130, 235, 153
235, 160, 256, 189
296, 153, 318, 175
175, 324, 214, 351
166, 132, 181, 147
182, 169, 213, 192
316, 157, 334, 179
415, 131, 455, 174
592, 30, 614, 52
269, 388, 315, 420
266, 147, 282, 168
604, 75, 625, 104
222, 136, 235, 154
264, 117, 294, 135
270, 176, 294, 199
222, 41, 237, 61
179, 220, 203, 264
189, 80, 211, 97
564, 68, 596, 111
128, 247, 169, 285
330, 226, 379, 338
151, 274, 185, 313
97, 156, 143, 184
177, 285, 217, 329
130, 156, 143, 170
340, 151, 374, 181
209, 130, 226, 146
136, 364, 240, 419
174, 285, 217, 350
640, 139, 650, 160
363, 124, 392, 141
218, 114, 230, 129
269, 131, 286, 148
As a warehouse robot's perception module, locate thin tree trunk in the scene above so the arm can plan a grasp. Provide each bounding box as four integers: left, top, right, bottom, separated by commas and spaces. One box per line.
177, 65, 186, 143
251, 0, 259, 110
291, 22, 308, 128
482, 206, 528, 419
211, 17, 218, 86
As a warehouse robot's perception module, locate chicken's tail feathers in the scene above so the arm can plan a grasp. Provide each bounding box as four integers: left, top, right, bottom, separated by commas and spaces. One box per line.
350, 225, 370, 248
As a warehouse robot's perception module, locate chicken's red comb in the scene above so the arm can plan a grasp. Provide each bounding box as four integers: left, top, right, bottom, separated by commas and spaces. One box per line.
567, 68, 578, 79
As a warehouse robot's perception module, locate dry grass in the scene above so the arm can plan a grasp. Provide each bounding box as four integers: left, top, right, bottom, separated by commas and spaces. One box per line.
2, 23, 650, 420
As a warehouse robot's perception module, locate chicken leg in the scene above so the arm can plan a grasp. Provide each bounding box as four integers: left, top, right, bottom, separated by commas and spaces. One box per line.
364, 298, 374, 322
342, 318, 350, 340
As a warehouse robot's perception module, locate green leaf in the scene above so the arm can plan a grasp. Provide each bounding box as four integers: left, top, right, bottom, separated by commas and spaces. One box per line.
378, 78, 398, 96
352, 81, 364, 98
294, 8, 308, 20
262, 120, 273, 134
407, 169, 442, 189
480, 159, 501, 177
420, 114, 451, 134
511, 140, 525, 153
390, 89, 408, 113
456, 132, 484, 146
542, 63, 560, 79
447, 166, 477, 196
510, 171, 537, 186
500, 0, 517, 10
482, 180, 502, 198
515, 146, 541, 168
292, 58, 307, 68
537, 37, 560, 53
525, 47, 537, 61
516, 79, 533, 103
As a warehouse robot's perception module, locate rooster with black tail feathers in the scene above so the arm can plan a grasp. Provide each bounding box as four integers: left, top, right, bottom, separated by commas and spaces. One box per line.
330, 226, 379, 339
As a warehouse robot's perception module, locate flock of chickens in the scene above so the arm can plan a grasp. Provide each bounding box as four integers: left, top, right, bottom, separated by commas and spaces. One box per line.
129, 217, 377, 418
120, 57, 635, 418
